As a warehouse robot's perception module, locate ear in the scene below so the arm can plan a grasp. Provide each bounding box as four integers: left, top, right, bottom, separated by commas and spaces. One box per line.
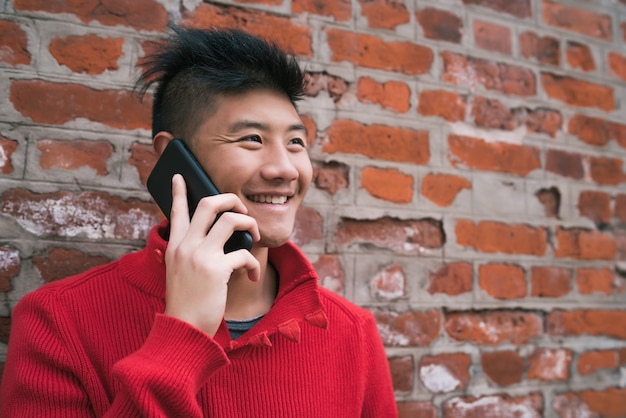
153, 131, 175, 156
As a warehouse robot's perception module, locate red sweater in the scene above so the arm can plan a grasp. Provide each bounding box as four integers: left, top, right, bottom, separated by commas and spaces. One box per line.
1, 222, 398, 417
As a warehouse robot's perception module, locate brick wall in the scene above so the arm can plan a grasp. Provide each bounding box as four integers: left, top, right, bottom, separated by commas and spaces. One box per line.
1, 0, 626, 416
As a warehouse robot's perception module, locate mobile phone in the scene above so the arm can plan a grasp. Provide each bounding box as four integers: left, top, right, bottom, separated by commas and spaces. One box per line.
146, 138, 253, 253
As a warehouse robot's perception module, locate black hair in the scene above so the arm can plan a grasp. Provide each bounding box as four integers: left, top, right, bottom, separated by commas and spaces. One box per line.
136, 26, 305, 140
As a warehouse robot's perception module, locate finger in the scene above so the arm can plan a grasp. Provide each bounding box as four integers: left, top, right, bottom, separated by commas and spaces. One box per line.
225, 250, 262, 282
204, 211, 260, 247
187, 193, 251, 238
168, 174, 190, 246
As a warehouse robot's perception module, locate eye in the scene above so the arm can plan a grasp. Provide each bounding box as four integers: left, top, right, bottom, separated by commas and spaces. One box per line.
289, 137, 307, 147
240, 135, 262, 143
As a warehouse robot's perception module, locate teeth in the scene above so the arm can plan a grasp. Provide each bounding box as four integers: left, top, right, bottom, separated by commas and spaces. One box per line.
248, 195, 288, 204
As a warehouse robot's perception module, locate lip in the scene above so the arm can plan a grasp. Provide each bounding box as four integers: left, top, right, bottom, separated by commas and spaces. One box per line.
247, 195, 291, 204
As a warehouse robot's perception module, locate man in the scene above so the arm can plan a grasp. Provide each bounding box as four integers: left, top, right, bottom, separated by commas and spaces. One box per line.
0, 26, 397, 417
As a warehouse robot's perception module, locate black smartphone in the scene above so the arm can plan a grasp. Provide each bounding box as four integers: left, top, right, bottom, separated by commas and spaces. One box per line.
146, 138, 253, 253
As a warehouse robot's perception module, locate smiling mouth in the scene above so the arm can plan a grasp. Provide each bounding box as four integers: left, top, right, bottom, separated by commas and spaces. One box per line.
247, 195, 289, 204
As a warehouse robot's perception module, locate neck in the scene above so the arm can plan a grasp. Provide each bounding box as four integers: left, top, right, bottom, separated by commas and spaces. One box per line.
224, 246, 278, 321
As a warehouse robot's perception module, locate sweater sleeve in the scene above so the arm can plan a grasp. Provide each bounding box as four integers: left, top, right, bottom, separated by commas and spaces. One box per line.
0, 293, 229, 418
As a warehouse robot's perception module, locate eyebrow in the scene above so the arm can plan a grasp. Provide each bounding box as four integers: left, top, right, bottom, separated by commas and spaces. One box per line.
228, 120, 308, 136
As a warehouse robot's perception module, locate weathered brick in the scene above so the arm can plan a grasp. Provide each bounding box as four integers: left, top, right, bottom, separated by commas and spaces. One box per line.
326, 29, 433, 75
428, 262, 473, 296
0, 318, 10, 344
524, 108, 562, 137
389, 355, 414, 392
0, 189, 161, 240
361, 167, 413, 204
397, 401, 437, 418
419, 353, 470, 393
312, 161, 349, 195
577, 190, 611, 225
462, 0, 531, 18
325, 120, 430, 164
416, 8, 463, 43
531, 266, 571, 298
292, 206, 323, 246
528, 348, 572, 381
615, 194, 626, 223
520, 31, 560, 66
565, 41, 595, 72
421, 173, 471, 207
128, 142, 157, 186
0, 137, 19, 175
569, 114, 612, 146
448, 134, 541, 176
576, 267, 614, 295
608, 52, 626, 82
479, 263, 526, 299
358, 0, 410, 29
578, 350, 618, 375
445, 310, 543, 345
10, 80, 151, 130
305, 72, 349, 103
481, 350, 525, 386
456, 220, 548, 255
0, 247, 21, 292
292, 0, 351, 21
182, 3, 312, 57
312, 254, 344, 294
555, 227, 617, 260
548, 309, 626, 339
588, 156, 625, 185
418, 90, 466, 122
535, 187, 561, 218
474, 20, 511, 55
554, 388, 626, 418
444, 393, 543, 417
0, 20, 30, 66
471, 97, 515, 130
37, 139, 113, 176
545, 149, 584, 179
541, 73, 614, 111
370, 264, 406, 300
542, 0, 612, 41
14, 0, 167, 31
334, 217, 444, 253
374, 309, 441, 346
49, 34, 123, 74
32, 247, 111, 283
443, 52, 536, 96
357, 77, 410, 113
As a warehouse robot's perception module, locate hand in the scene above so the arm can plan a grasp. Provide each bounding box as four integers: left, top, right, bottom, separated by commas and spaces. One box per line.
163, 174, 260, 337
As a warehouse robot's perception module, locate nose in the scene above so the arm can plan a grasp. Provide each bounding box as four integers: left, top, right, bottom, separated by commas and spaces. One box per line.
260, 143, 299, 182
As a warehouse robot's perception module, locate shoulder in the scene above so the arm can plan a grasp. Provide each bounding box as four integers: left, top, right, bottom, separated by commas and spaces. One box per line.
317, 286, 376, 328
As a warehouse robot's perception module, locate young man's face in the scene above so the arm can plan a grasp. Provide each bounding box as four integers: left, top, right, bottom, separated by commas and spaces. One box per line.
189, 88, 312, 248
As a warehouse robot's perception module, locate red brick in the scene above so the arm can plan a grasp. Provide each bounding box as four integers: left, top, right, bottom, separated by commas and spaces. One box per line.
548, 310, 626, 340
576, 267, 614, 295
389, 355, 414, 392
37, 139, 112, 176
370, 264, 406, 300
292, 206, 323, 246
419, 353, 470, 393
305, 73, 348, 103
325, 120, 430, 164
471, 97, 515, 130
397, 401, 437, 418
374, 309, 442, 346
312, 254, 344, 294
182, 3, 312, 57
0, 247, 21, 292
479, 263, 526, 299
312, 161, 349, 195
531, 266, 571, 297
541, 72, 615, 111
418, 90, 466, 122
14, 0, 167, 31
334, 217, 444, 252
615, 194, 626, 222
520, 31, 560, 66
128, 142, 157, 186
416, 8, 463, 43
481, 350, 525, 386
0, 20, 30, 66
542, 0, 612, 41
566, 41, 595, 72
535, 187, 561, 218
358, 0, 410, 29
428, 262, 473, 296
357, 77, 410, 113
444, 393, 543, 417
462, 0, 532, 18
292, 0, 351, 21
556, 389, 626, 418
0, 137, 18, 175
0, 189, 161, 240
361, 167, 413, 204
568, 114, 611, 146
10, 80, 151, 130
32, 247, 111, 283
588, 156, 625, 185
524, 108, 562, 137
326, 29, 433, 76
421, 173, 471, 207
49, 34, 123, 74
528, 348, 572, 381
577, 190, 611, 225
555, 227, 617, 260
448, 134, 540, 176
578, 350, 618, 375
442, 52, 536, 96
456, 220, 547, 256
445, 310, 543, 345
474, 20, 512, 55
545, 149, 584, 179
608, 52, 626, 82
